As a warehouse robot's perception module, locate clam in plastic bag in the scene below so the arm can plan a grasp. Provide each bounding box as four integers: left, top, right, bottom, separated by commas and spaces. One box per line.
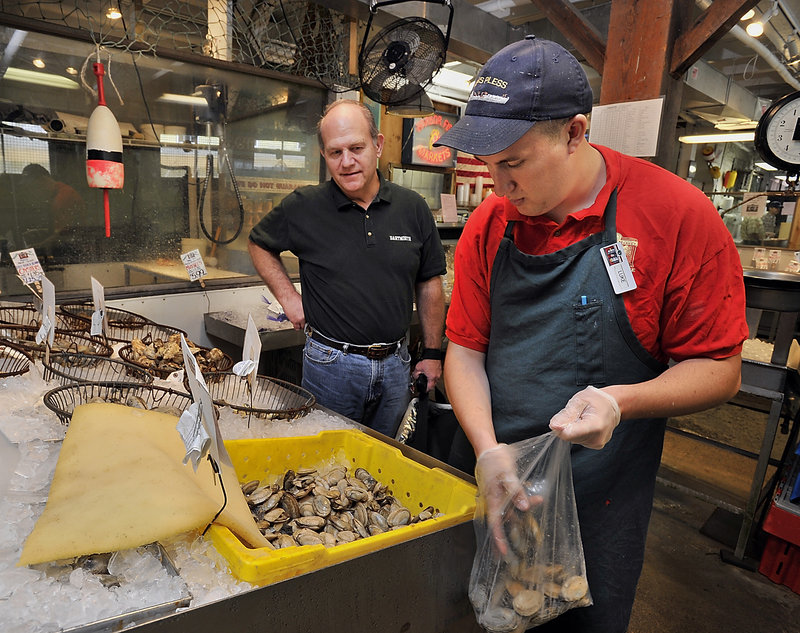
469, 433, 591, 632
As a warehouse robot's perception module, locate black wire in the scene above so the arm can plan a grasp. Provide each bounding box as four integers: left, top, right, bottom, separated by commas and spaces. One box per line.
118, 5, 162, 147
202, 454, 228, 536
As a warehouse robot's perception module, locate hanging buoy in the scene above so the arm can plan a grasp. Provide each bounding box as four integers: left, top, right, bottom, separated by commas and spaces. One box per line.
86, 61, 123, 238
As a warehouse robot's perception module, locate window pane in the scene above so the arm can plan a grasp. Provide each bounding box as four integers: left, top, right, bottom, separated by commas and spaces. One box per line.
0, 26, 324, 298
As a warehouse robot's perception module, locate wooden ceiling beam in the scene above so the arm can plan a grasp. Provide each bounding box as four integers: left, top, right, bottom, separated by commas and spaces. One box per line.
670, 0, 760, 76
530, 0, 606, 73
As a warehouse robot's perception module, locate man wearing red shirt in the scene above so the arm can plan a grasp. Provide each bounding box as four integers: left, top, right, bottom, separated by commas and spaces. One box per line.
434, 36, 747, 633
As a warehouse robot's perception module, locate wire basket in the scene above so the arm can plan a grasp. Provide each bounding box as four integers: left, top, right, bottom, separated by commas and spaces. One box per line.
0, 325, 113, 360
42, 353, 155, 386
118, 341, 234, 379
200, 372, 315, 419
43, 382, 194, 425
58, 302, 179, 342
0, 303, 79, 331
0, 342, 34, 378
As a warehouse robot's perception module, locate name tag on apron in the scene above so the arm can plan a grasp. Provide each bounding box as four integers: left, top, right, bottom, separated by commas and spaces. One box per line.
600, 242, 637, 294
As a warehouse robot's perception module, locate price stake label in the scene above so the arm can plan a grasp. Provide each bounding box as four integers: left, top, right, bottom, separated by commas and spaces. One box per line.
180, 249, 207, 282
10, 248, 44, 285
90, 277, 107, 336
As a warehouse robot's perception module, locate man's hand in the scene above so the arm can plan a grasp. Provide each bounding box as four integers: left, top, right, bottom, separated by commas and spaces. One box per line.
412, 359, 442, 393
549, 386, 621, 449
475, 443, 529, 557
280, 292, 305, 330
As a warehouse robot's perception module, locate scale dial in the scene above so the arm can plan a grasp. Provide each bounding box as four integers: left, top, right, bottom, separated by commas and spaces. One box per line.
755, 90, 800, 173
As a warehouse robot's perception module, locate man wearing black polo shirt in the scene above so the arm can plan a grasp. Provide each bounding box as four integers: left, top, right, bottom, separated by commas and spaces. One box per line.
248, 99, 446, 436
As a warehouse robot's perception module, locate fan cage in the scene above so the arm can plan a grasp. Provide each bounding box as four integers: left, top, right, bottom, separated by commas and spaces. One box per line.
0, 325, 114, 360
43, 382, 194, 426
0, 343, 34, 378
200, 372, 315, 419
42, 353, 155, 387
118, 343, 234, 379
0, 304, 81, 331
359, 16, 446, 106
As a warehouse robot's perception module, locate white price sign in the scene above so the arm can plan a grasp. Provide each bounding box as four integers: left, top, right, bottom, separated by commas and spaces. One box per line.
10, 249, 44, 285
180, 249, 207, 282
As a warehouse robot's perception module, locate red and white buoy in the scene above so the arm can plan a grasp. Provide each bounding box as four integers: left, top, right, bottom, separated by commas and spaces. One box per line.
86, 61, 123, 237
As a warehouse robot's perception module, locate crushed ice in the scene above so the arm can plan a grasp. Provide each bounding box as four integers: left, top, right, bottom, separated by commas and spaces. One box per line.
0, 360, 355, 632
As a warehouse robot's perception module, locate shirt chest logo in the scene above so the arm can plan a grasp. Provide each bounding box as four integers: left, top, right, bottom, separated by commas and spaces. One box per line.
389, 235, 412, 241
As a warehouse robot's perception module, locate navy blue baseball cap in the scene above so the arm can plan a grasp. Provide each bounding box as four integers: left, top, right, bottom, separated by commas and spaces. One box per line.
434, 35, 593, 155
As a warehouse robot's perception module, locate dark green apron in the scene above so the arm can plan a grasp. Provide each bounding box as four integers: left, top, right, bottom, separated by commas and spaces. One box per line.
451, 192, 668, 632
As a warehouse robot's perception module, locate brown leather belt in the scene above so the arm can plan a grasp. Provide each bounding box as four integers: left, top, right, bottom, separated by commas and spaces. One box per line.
310, 330, 402, 360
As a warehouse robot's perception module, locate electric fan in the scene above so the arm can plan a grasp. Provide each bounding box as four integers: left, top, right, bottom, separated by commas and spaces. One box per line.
359, 0, 453, 106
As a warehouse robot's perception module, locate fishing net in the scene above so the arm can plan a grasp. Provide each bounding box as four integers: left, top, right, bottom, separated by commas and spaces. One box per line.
0, 0, 360, 91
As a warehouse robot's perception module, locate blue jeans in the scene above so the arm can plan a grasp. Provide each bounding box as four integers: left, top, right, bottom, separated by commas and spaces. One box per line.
301, 335, 412, 437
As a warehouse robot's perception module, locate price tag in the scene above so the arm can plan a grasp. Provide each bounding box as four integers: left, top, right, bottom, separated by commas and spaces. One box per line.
242, 314, 262, 390
180, 249, 207, 282
440, 193, 458, 223
90, 277, 107, 336
10, 248, 44, 285
176, 334, 231, 471
41, 276, 55, 347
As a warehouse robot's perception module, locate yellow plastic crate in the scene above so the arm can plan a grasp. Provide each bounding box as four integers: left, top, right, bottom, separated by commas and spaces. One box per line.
209, 429, 476, 586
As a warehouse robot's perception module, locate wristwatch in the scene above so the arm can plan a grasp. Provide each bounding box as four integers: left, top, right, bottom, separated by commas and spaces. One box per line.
419, 348, 444, 361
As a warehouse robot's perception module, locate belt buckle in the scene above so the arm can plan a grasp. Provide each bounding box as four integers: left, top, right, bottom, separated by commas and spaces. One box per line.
366, 344, 386, 360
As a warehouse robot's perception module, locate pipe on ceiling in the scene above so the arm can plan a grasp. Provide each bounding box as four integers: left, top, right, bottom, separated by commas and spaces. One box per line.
697, 0, 800, 92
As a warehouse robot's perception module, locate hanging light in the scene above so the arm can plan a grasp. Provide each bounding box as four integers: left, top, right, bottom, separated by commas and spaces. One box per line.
105, 7, 122, 20
746, 1, 779, 38
741, 9, 756, 21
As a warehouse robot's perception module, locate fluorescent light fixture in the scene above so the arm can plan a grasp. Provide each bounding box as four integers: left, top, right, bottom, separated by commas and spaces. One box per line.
714, 120, 758, 131
158, 93, 208, 106
196, 135, 219, 146
432, 67, 474, 93
756, 161, 778, 171
255, 140, 282, 150
741, 9, 755, 21
678, 132, 754, 144
3, 67, 79, 89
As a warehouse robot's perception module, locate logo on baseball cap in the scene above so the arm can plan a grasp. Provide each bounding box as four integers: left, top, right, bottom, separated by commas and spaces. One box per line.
433, 35, 593, 155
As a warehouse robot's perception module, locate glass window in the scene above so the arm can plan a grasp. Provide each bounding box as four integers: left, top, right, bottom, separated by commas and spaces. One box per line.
0, 26, 325, 298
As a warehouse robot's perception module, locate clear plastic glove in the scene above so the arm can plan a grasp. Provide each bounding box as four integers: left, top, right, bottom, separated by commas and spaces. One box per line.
549, 385, 621, 449
475, 443, 530, 556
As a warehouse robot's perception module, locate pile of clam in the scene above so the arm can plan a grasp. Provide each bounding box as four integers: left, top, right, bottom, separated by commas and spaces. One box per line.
471, 509, 591, 632
241, 465, 440, 550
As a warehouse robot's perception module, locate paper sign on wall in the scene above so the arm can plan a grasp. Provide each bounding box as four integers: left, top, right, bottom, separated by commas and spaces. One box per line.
440, 193, 458, 223
181, 249, 208, 282
90, 277, 107, 337
10, 248, 44, 285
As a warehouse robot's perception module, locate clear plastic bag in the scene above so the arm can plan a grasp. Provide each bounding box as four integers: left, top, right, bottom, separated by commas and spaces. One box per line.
469, 432, 592, 632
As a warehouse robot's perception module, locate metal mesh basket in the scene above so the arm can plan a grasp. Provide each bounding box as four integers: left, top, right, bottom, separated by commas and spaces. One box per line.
118, 341, 234, 379
58, 302, 179, 342
0, 342, 34, 378
0, 325, 113, 360
42, 353, 155, 386
0, 303, 79, 331
43, 382, 194, 425
201, 372, 315, 419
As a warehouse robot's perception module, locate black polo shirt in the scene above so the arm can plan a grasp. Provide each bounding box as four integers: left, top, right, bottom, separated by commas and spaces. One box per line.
249, 172, 446, 345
